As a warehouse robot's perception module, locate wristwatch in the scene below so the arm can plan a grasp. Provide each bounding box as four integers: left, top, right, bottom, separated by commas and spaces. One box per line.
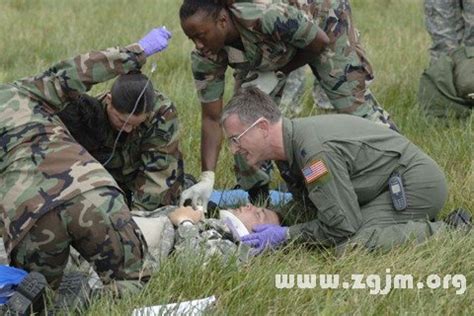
180, 220, 194, 227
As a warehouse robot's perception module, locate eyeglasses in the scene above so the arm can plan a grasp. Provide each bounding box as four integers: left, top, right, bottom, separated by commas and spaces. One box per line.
228, 117, 264, 147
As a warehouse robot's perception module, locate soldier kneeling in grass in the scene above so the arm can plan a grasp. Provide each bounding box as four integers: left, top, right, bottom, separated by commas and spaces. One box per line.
220, 86, 471, 255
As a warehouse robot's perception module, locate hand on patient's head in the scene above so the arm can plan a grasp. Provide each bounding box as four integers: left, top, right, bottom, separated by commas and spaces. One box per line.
168, 206, 204, 226
227, 204, 281, 233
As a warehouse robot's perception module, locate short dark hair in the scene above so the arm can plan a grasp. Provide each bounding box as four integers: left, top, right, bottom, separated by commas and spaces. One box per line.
179, 0, 227, 21
221, 86, 282, 125
110, 72, 155, 114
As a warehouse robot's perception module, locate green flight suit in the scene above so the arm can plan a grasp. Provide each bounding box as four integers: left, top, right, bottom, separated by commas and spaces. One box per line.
418, 46, 473, 118
278, 115, 448, 251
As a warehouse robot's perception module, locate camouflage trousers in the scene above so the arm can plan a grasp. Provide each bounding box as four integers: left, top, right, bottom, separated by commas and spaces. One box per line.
280, 66, 333, 117
282, 0, 394, 122
279, 67, 308, 117
424, 0, 474, 63
276, 0, 395, 120
9, 186, 151, 293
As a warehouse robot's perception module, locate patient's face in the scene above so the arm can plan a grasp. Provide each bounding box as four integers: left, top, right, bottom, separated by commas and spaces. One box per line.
232, 204, 280, 232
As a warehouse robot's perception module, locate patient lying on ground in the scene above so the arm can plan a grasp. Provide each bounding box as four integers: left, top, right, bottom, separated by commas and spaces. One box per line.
166, 204, 280, 235
132, 204, 281, 263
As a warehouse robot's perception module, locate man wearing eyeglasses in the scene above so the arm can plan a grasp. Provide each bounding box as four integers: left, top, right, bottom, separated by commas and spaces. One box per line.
220, 86, 469, 254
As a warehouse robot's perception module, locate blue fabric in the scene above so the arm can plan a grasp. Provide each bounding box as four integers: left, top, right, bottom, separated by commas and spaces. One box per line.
210, 189, 292, 207
0, 265, 28, 304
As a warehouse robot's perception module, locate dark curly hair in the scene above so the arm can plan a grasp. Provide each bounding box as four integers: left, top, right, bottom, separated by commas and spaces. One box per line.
179, 0, 231, 20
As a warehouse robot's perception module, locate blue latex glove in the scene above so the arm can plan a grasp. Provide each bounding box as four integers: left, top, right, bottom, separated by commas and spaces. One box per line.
0, 265, 27, 304
138, 27, 172, 57
240, 224, 288, 255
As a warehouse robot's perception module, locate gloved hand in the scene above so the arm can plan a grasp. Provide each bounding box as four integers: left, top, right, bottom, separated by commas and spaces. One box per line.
138, 27, 172, 57
241, 70, 286, 97
179, 171, 215, 213
167, 206, 204, 226
240, 224, 288, 256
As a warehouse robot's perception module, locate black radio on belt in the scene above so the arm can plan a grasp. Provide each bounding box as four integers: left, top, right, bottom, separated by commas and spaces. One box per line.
388, 171, 407, 211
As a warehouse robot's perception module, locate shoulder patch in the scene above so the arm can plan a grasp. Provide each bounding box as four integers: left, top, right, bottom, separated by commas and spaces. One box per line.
302, 160, 328, 184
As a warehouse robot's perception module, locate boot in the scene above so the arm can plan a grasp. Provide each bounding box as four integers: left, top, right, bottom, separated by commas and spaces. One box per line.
49, 272, 92, 315
6, 271, 47, 315
444, 208, 472, 231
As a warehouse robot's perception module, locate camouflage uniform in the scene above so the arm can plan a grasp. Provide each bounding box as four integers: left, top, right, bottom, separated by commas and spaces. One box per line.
191, 0, 394, 190
174, 219, 251, 263
133, 206, 251, 264
424, 0, 474, 64
280, 66, 334, 117
279, 66, 307, 116
0, 44, 152, 291
89, 91, 183, 213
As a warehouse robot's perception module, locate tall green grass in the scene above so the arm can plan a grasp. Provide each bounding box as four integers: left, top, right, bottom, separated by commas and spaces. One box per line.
1, 0, 472, 314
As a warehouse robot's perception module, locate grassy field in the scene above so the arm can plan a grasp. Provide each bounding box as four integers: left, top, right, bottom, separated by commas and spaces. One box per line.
1, 0, 472, 314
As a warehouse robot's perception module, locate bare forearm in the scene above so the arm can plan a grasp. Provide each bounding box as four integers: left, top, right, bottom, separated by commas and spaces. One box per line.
279, 50, 314, 75
201, 118, 223, 171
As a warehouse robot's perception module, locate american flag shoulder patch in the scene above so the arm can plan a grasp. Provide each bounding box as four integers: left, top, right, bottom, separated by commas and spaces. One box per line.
302, 160, 329, 184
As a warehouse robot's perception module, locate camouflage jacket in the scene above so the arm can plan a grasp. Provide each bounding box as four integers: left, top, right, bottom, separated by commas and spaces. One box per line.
0, 44, 146, 252
173, 218, 251, 264
134, 206, 250, 265
88, 91, 183, 212
192, 1, 320, 103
